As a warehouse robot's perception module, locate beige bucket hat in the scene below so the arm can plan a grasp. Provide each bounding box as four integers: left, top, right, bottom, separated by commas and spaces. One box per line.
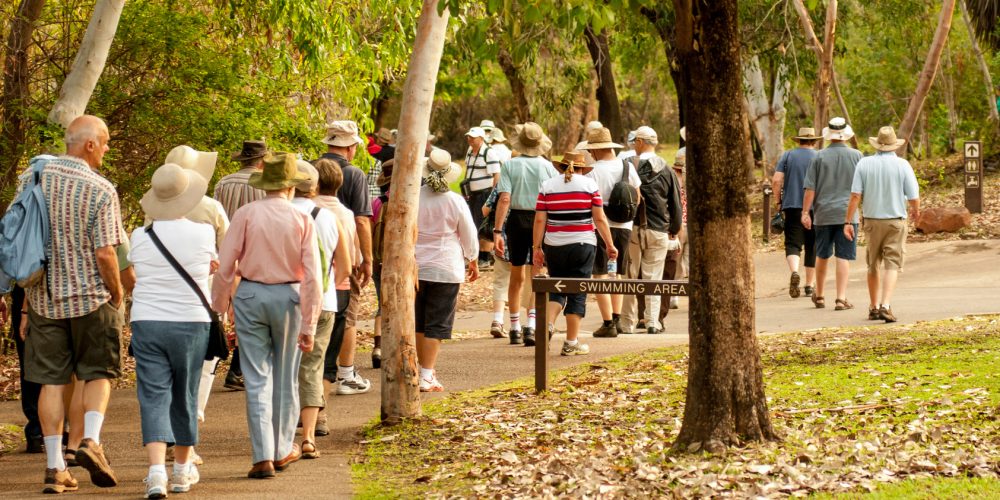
793, 127, 822, 141
295, 159, 320, 193
869, 126, 906, 152
422, 149, 461, 192
141, 163, 209, 220
322, 121, 364, 147
165, 145, 218, 182
509, 122, 552, 157
580, 127, 623, 150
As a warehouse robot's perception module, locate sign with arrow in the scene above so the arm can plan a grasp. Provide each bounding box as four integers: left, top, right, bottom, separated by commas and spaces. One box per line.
965, 142, 980, 159
531, 277, 689, 296
964, 141, 983, 213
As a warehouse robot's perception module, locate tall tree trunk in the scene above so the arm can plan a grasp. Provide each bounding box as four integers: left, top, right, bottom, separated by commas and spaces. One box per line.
960, 0, 1000, 132
942, 47, 959, 153
47, 0, 125, 129
672, 0, 777, 452
791, 0, 838, 143
496, 46, 532, 122
380, 0, 449, 424
898, 0, 956, 146
830, 69, 860, 149
743, 56, 788, 175
1, 0, 46, 195
584, 25, 625, 142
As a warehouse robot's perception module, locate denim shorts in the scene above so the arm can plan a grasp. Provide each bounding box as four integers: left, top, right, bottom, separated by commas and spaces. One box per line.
814, 223, 857, 260
543, 243, 596, 317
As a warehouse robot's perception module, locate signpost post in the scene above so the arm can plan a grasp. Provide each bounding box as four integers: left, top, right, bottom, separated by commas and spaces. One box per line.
762, 185, 773, 244
964, 141, 983, 213
531, 277, 689, 393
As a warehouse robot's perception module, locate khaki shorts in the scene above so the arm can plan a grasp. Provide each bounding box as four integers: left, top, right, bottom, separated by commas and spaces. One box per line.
346, 274, 361, 328
25, 301, 124, 385
864, 218, 907, 273
298, 311, 335, 409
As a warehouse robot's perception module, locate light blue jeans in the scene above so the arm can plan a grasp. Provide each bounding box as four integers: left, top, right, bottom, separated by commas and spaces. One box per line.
234, 281, 303, 464
132, 321, 209, 446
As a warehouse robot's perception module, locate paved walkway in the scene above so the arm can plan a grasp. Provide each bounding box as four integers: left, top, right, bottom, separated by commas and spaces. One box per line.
1, 240, 998, 498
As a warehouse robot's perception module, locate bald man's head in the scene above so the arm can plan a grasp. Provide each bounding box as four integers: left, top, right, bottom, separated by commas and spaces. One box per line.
64, 115, 110, 169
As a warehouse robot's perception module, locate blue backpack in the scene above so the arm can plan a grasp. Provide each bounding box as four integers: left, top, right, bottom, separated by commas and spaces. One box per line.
0, 155, 55, 293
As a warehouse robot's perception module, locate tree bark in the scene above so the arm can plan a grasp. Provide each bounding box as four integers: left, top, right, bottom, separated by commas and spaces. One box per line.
584, 25, 625, 143
380, 0, 449, 424
898, 0, 956, 146
671, 0, 777, 452
639, 6, 687, 144
47, 0, 125, 129
830, 69, 859, 149
496, 46, 532, 122
942, 47, 959, 154
1, 0, 46, 194
791, 0, 837, 141
960, 0, 1000, 131
743, 56, 788, 174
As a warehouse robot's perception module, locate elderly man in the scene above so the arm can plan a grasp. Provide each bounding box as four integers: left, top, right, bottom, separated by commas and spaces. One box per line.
772, 127, 821, 299
802, 117, 863, 311
22, 115, 127, 493
464, 126, 502, 268
844, 126, 920, 323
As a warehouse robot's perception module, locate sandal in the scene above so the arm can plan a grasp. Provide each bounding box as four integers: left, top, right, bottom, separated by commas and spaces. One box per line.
301, 440, 320, 459
811, 295, 825, 309
64, 449, 78, 467
835, 299, 854, 311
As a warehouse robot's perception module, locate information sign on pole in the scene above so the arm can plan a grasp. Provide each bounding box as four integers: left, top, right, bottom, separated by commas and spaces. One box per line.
964, 141, 983, 213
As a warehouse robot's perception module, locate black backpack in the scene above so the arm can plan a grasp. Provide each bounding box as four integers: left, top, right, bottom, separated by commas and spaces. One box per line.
604, 158, 640, 223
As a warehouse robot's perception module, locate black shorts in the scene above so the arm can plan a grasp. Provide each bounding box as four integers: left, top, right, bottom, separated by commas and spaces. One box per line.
415, 281, 460, 340
594, 227, 631, 274
468, 190, 490, 233
543, 243, 596, 317
505, 210, 536, 267
782, 208, 816, 267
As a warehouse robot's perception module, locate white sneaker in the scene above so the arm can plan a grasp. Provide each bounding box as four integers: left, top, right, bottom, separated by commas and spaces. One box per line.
419, 376, 444, 392
336, 371, 372, 395
170, 464, 199, 493
669, 296, 680, 309
144, 472, 168, 499
560, 342, 590, 356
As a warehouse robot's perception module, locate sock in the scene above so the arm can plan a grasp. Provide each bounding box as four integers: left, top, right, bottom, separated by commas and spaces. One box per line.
493, 311, 504, 323
336, 365, 354, 380
602, 320, 613, 327
882, 303, 889, 308
478, 251, 489, 262
510, 313, 521, 331
527, 309, 536, 329
419, 367, 434, 381
612, 313, 620, 321
173, 462, 188, 475
83, 411, 104, 444
565, 339, 578, 346
150, 464, 167, 477
44, 436, 65, 470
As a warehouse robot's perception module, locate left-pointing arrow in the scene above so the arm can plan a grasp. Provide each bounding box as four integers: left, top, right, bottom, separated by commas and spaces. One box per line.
554, 280, 565, 292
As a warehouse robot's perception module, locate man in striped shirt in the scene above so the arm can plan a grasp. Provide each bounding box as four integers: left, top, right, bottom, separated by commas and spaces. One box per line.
464, 127, 501, 267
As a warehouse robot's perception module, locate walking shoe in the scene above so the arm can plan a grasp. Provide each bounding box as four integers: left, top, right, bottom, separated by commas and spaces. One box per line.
489, 321, 506, 338
636, 319, 646, 330
143, 471, 167, 499
879, 305, 897, 323
647, 327, 662, 335
27, 435, 43, 454
224, 371, 245, 391
789, 272, 801, 298
868, 307, 881, 321
669, 296, 680, 309
523, 327, 536, 346
509, 328, 523, 345
419, 375, 445, 392
614, 317, 624, 335
336, 371, 372, 395
43, 468, 78, 494
592, 323, 618, 338
371, 347, 382, 369
301, 439, 321, 459
63, 448, 78, 467
274, 444, 301, 472
189, 450, 204, 466
247, 460, 275, 479
315, 413, 330, 437
560, 342, 590, 356
170, 464, 199, 493
478, 259, 493, 271
804, 285, 814, 297
76, 438, 118, 488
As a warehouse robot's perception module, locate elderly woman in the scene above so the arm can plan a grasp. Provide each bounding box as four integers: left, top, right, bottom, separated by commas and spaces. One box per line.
533, 151, 618, 356
415, 150, 479, 392
130, 163, 217, 498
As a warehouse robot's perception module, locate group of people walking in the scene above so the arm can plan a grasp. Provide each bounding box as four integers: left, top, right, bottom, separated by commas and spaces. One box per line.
773, 117, 920, 322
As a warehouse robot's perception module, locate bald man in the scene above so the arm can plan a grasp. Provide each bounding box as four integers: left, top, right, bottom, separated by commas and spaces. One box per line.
21, 115, 126, 492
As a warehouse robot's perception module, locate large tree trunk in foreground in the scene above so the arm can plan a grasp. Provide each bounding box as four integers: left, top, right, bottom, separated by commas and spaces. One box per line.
672, 0, 777, 452
497, 46, 532, 123
960, 0, 1000, 132
47, 0, 125, 129
898, 0, 956, 146
380, 0, 449, 424
1, 0, 46, 195
743, 56, 788, 174
584, 26, 625, 143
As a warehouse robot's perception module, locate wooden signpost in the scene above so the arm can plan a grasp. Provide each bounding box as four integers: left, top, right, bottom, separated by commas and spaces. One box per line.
964, 140, 983, 213
531, 277, 689, 393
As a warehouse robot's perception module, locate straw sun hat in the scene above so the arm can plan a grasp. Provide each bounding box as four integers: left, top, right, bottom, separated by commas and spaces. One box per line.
869, 126, 906, 152
141, 163, 208, 220
165, 145, 217, 182
422, 149, 461, 192
510, 122, 553, 157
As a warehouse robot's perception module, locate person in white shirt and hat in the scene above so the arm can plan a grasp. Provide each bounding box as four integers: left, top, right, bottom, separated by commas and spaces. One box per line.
464, 126, 502, 268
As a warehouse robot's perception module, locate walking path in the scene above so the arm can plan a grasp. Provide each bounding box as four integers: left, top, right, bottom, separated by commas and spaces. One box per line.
1, 240, 998, 498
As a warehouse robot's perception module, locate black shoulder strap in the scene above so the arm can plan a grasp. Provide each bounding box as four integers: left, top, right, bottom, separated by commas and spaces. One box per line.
310, 206, 321, 219
145, 224, 215, 317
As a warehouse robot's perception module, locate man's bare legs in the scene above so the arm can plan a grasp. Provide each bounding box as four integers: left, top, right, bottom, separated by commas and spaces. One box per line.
835, 257, 850, 302
814, 257, 829, 301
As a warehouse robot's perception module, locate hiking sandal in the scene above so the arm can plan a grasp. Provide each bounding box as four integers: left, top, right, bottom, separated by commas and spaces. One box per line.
811, 295, 825, 309
301, 440, 320, 459
834, 299, 854, 311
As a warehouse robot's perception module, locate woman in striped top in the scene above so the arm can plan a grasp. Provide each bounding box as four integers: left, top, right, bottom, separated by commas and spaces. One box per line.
532, 151, 618, 356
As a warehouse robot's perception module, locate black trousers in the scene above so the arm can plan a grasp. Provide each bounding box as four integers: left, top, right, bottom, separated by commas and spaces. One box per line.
12, 286, 42, 439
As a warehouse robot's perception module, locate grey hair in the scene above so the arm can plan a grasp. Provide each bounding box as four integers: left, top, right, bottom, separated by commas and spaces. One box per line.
63, 119, 105, 147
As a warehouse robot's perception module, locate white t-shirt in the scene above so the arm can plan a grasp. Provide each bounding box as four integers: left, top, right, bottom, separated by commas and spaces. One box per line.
491, 143, 513, 164
586, 158, 641, 230
292, 198, 340, 312
416, 186, 479, 283
617, 150, 636, 161
129, 219, 217, 323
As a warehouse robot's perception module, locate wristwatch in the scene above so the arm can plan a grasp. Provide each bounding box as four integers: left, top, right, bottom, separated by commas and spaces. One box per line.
493, 228, 502, 233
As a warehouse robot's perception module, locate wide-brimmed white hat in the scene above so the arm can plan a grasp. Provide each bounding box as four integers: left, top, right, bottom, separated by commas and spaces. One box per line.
422, 149, 461, 188
479, 120, 496, 131
141, 163, 209, 220
322, 120, 365, 147
869, 126, 906, 152
510, 122, 552, 157
165, 145, 217, 183
822, 117, 854, 141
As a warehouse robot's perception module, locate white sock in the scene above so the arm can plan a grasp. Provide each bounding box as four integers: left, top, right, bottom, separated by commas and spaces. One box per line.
173, 462, 188, 474
419, 367, 434, 381
565, 339, 578, 346
493, 311, 504, 323
44, 436, 65, 470
882, 303, 890, 308
510, 313, 521, 331
527, 309, 536, 329
337, 365, 354, 380
150, 464, 167, 477
83, 411, 104, 444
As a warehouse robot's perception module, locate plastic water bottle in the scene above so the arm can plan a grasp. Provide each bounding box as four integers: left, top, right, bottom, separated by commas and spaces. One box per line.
607, 260, 617, 277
